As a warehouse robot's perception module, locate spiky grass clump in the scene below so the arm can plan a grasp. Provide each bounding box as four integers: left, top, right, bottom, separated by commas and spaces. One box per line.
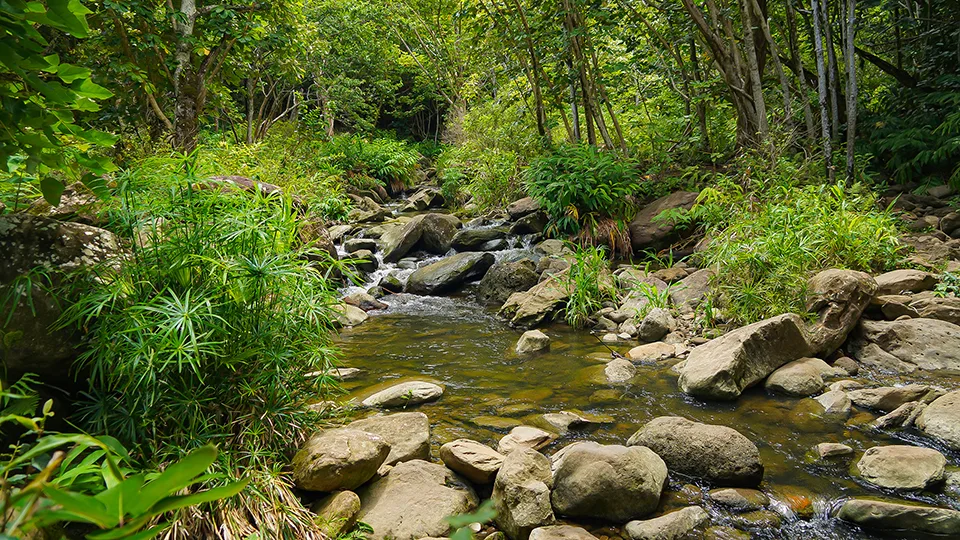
562, 245, 616, 329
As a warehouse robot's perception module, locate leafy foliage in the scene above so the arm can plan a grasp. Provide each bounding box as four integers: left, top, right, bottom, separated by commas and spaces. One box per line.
561, 245, 615, 329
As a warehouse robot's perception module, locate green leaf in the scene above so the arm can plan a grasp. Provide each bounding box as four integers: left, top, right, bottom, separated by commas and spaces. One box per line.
126, 445, 218, 515
42, 486, 115, 528
147, 477, 250, 516
73, 79, 113, 100
40, 177, 65, 205
87, 523, 170, 540
44, 0, 92, 38
57, 63, 91, 83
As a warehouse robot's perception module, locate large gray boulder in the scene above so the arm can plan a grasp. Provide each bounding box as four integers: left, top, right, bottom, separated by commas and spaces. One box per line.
380, 214, 461, 262
805, 269, 877, 356
292, 429, 390, 492
356, 460, 479, 540
629, 191, 699, 253
850, 318, 960, 373
440, 439, 505, 485
499, 272, 571, 328
668, 269, 714, 312
405, 252, 495, 295
477, 259, 539, 306
916, 390, 960, 450
346, 412, 430, 466
678, 314, 812, 400
507, 197, 542, 221
492, 448, 555, 540
550, 441, 667, 522
856, 445, 946, 491
627, 416, 763, 487
764, 357, 839, 397
362, 381, 444, 408
874, 269, 938, 295
0, 215, 123, 382
381, 218, 424, 263
451, 228, 507, 251
847, 384, 940, 412
837, 498, 960, 535
625, 506, 709, 540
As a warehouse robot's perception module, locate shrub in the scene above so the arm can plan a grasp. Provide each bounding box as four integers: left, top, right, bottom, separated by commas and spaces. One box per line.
57, 161, 345, 537
562, 245, 616, 328
326, 135, 422, 193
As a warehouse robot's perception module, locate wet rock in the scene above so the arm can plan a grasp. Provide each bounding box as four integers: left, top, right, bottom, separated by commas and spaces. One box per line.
333, 304, 369, 327
764, 357, 840, 397
492, 448, 555, 540
837, 498, 960, 535
850, 318, 960, 373
871, 401, 926, 429
814, 390, 853, 417
605, 358, 636, 383
638, 308, 675, 342
498, 426, 556, 454
628, 191, 699, 253
362, 381, 444, 408
346, 412, 431, 466
708, 488, 768, 512
344, 291, 388, 312
500, 271, 570, 328
312, 490, 361, 537
350, 249, 379, 272
440, 439, 505, 485
916, 390, 960, 450
729, 510, 781, 529
910, 296, 960, 324
628, 416, 763, 487
847, 384, 940, 412
874, 269, 938, 295
551, 441, 667, 522
379, 273, 404, 293
703, 526, 749, 540
830, 380, 866, 392
668, 269, 714, 312
511, 212, 548, 235
292, 429, 390, 491
452, 228, 507, 251
381, 216, 425, 263
624, 506, 709, 540
406, 252, 495, 295
535, 239, 572, 257
805, 269, 877, 356
856, 445, 946, 490
507, 197, 542, 221
516, 330, 551, 354
478, 259, 539, 306
619, 320, 639, 337
627, 342, 676, 363
678, 314, 812, 400
401, 187, 445, 212
594, 316, 619, 333
528, 526, 595, 540
814, 442, 853, 458
356, 460, 479, 540
833, 356, 859, 375
420, 214, 462, 254
344, 238, 379, 253
540, 411, 612, 434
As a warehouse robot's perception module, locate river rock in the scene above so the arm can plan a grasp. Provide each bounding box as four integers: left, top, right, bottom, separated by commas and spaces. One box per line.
346, 412, 430, 466
679, 314, 812, 400
516, 329, 550, 354
805, 269, 877, 356
535, 239, 572, 257
872, 401, 927, 429
628, 191, 699, 253
333, 303, 369, 327
344, 291, 388, 311
551, 441, 667, 522
668, 268, 714, 312
452, 228, 506, 251
362, 381, 444, 408
916, 390, 960, 450
833, 356, 859, 375
856, 445, 946, 490
814, 442, 854, 458
874, 269, 938, 295
312, 490, 361, 537
814, 390, 853, 417
478, 259, 539, 305
511, 212, 548, 235
379, 273, 404, 293
344, 238, 379, 253
708, 488, 768, 511
498, 426, 556, 454
350, 249, 379, 272
605, 358, 637, 383
401, 187, 444, 212
507, 197, 542, 220
910, 295, 960, 324
764, 357, 836, 397
406, 252, 495, 295
292, 429, 390, 492
704, 526, 750, 540
492, 448, 555, 540
500, 271, 571, 328
528, 526, 595, 540
849, 318, 960, 373
837, 498, 960, 535
628, 342, 676, 363
628, 416, 763, 487
356, 460, 479, 540
625, 506, 709, 540
847, 384, 940, 412
380, 218, 423, 263
638, 308, 675, 342
440, 439, 505, 485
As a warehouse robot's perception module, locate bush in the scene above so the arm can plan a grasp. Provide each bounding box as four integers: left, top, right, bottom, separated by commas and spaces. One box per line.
58, 162, 345, 537
562, 245, 616, 328
326, 134, 422, 193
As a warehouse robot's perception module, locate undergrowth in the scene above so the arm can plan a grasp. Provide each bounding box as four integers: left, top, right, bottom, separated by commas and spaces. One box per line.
562, 245, 615, 328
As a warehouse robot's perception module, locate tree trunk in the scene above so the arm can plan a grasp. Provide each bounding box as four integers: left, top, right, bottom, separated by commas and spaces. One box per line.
172, 0, 200, 153
786, 0, 815, 140
245, 77, 255, 145
811, 0, 834, 181
738, 0, 769, 142
749, 0, 792, 125
844, 0, 857, 181
690, 38, 710, 152
821, 0, 840, 140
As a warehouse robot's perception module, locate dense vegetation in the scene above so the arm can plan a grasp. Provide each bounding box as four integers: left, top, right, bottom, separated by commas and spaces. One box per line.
2, 0, 959, 537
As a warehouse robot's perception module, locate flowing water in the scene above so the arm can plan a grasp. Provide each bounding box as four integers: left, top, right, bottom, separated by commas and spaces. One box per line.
333, 218, 960, 540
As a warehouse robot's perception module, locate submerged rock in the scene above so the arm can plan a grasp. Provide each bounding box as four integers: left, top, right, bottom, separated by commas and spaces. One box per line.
837, 498, 960, 535
333, 303, 370, 327
856, 445, 946, 491
625, 506, 709, 540
916, 389, 960, 450
292, 429, 389, 492
440, 439, 505, 485
492, 448, 555, 540
346, 412, 430, 466
814, 442, 854, 458
516, 329, 551, 354
628, 416, 764, 487
361, 381, 444, 408
405, 252, 495, 295
708, 488, 768, 512
528, 526, 596, 540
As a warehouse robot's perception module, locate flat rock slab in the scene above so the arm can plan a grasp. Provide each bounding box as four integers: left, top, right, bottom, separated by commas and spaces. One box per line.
916, 389, 960, 451
529, 526, 596, 540
837, 498, 960, 536
625, 506, 709, 540
362, 381, 444, 408
850, 318, 960, 373
440, 439, 505, 485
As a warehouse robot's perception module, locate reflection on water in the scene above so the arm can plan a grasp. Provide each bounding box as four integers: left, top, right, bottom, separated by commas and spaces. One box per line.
336, 293, 960, 539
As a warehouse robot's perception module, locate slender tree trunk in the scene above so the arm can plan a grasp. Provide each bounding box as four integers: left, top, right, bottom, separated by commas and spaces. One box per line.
812, 0, 834, 181
844, 0, 857, 181
786, 0, 816, 140
172, 0, 200, 152
821, 0, 840, 140
690, 38, 710, 152
749, 0, 792, 125
245, 77, 255, 145
738, 0, 769, 142
511, 0, 548, 139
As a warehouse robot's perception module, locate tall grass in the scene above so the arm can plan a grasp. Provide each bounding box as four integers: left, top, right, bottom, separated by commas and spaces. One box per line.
562, 245, 616, 328
57, 158, 346, 538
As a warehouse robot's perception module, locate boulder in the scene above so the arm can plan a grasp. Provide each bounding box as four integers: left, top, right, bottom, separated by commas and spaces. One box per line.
333, 303, 369, 327
406, 252, 495, 295
510, 212, 548, 235
451, 228, 507, 251
0, 215, 123, 381
847, 384, 940, 412
668, 269, 714, 312
652, 266, 689, 284
312, 490, 361, 537
507, 197, 542, 220
344, 291, 388, 312
401, 187, 444, 212
814, 442, 853, 458
550, 441, 667, 522
350, 249, 378, 273
381, 217, 425, 263
638, 308, 675, 342
478, 260, 539, 306
837, 499, 960, 535
346, 412, 430, 466
516, 330, 551, 354
362, 381, 444, 408
678, 314, 812, 400
805, 269, 877, 356
499, 272, 571, 328
916, 390, 960, 450
910, 296, 960, 324
356, 460, 479, 540
26, 182, 99, 225
763, 357, 836, 397
624, 506, 709, 540
419, 213, 461, 254
814, 390, 852, 417
344, 238, 379, 254
629, 191, 699, 253
627, 416, 763, 487
498, 426, 556, 455
871, 401, 926, 429
528, 526, 596, 540
850, 318, 960, 373
856, 445, 946, 490
492, 448, 555, 540
708, 488, 768, 512
605, 358, 637, 383
627, 342, 676, 363
440, 439, 505, 485
535, 239, 572, 257
292, 429, 390, 492
874, 269, 938, 295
